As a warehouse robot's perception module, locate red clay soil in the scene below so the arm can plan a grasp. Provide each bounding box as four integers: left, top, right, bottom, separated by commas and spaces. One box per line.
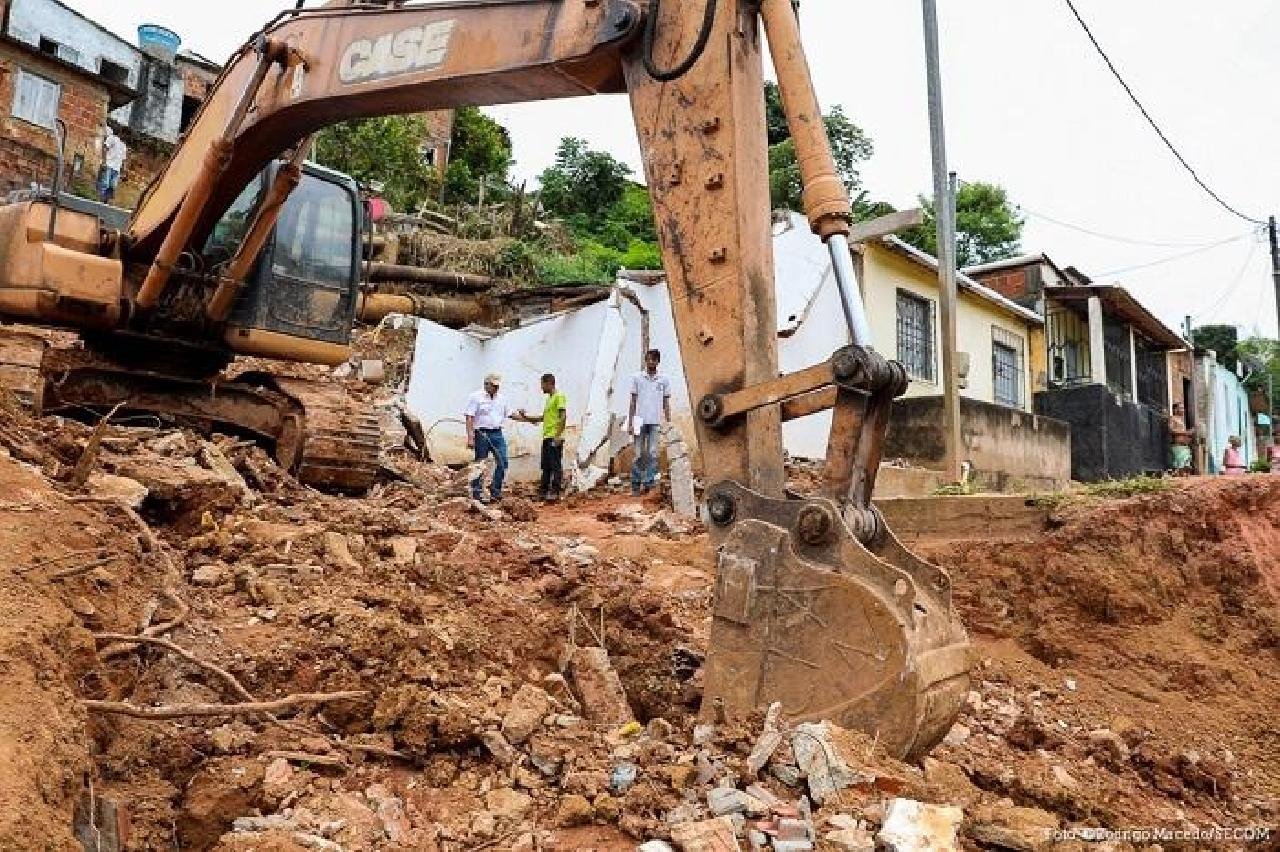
1, 411, 1278, 851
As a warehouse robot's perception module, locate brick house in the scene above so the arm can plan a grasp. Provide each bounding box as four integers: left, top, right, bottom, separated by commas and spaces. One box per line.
0, 0, 216, 206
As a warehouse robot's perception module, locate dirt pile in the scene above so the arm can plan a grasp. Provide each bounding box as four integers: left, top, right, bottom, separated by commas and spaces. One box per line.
1, 374, 1278, 851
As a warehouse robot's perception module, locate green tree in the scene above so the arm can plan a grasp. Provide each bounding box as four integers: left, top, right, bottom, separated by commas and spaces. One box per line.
1191, 324, 1240, 372
314, 115, 437, 212
315, 108, 512, 211
1237, 336, 1279, 402
764, 82, 873, 211
900, 181, 1024, 267
538, 137, 634, 223
442, 106, 513, 205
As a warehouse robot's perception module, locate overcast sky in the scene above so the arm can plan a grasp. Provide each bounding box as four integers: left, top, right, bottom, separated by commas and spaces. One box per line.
65, 0, 1279, 338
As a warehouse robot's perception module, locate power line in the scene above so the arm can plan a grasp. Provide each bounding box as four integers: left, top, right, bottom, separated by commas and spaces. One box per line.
1017, 204, 1237, 249
1193, 236, 1262, 323
1096, 229, 1256, 278
1062, 0, 1265, 225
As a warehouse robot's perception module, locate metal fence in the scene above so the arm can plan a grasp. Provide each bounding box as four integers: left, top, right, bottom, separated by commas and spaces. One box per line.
1045, 305, 1092, 386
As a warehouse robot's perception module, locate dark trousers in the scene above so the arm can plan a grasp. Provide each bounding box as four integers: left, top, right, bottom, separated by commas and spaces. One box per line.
540, 437, 564, 497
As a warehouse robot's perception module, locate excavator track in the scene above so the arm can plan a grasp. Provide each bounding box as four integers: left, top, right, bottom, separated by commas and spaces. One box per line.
0, 326, 49, 409
266, 377, 383, 493
0, 329, 383, 493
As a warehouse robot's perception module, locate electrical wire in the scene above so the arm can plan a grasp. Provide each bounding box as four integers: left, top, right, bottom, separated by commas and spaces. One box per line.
1017, 204, 1238, 249
1062, 0, 1265, 225
1095, 230, 1256, 278
1192, 235, 1262, 323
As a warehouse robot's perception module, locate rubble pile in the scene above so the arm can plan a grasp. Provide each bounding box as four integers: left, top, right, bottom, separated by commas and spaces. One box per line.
0, 377, 1278, 849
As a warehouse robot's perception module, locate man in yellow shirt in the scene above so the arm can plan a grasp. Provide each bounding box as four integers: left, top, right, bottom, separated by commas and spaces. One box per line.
515, 373, 568, 501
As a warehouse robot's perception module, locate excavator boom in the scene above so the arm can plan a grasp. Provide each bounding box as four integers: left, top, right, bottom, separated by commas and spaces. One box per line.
2, 0, 970, 758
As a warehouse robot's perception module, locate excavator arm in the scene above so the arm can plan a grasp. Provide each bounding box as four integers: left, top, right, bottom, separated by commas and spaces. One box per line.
113, 0, 969, 758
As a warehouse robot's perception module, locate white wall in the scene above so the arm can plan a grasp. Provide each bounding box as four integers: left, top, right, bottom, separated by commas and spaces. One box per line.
1206, 361, 1256, 472
7, 0, 141, 87
405, 216, 1042, 478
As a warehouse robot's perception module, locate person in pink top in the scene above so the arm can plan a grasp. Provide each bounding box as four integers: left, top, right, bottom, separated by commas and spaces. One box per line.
1221, 436, 1246, 476
1268, 435, 1280, 471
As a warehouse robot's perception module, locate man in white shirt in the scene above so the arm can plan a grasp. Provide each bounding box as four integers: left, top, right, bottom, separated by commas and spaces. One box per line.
626, 348, 672, 496
464, 373, 512, 502
97, 126, 127, 204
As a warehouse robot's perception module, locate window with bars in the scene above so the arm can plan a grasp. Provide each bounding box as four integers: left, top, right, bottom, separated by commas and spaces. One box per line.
992, 326, 1026, 408
896, 289, 936, 383
12, 69, 59, 129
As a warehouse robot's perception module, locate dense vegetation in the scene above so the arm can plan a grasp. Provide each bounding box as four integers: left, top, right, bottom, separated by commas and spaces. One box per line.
313, 90, 1025, 285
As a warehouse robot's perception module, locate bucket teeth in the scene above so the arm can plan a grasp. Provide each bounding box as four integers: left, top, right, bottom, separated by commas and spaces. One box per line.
701, 483, 971, 761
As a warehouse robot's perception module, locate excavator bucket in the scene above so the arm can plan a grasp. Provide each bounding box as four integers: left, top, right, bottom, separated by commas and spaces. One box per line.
700, 482, 971, 761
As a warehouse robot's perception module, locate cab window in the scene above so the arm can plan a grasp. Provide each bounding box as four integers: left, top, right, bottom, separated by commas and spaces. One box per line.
202, 175, 264, 267
272, 174, 354, 286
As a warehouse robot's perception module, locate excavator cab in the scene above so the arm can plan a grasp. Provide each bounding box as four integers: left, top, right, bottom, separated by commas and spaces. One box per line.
206, 162, 364, 365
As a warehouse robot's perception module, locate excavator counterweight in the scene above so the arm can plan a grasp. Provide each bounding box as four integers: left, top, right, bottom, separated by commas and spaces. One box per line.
0, 0, 969, 758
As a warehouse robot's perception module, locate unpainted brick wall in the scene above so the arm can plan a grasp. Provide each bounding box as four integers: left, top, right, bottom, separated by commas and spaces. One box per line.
0, 43, 110, 193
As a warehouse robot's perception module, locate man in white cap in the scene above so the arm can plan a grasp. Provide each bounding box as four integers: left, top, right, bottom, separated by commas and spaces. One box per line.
464, 373, 511, 502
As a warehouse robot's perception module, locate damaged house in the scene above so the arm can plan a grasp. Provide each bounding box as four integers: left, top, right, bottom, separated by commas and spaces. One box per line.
404, 213, 1070, 495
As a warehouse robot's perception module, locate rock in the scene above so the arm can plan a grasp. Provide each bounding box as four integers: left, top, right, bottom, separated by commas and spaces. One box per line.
942, 722, 971, 747
964, 690, 983, 714
359, 359, 385, 383
293, 832, 343, 851
1005, 713, 1063, 751
388, 536, 418, 565
669, 763, 698, 790
611, 763, 639, 795
921, 758, 981, 807
86, 473, 148, 508
568, 646, 634, 725
470, 811, 497, 840
668, 816, 741, 852
776, 817, 813, 841
637, 843, 676, 852
826, 826, 876, 851
563, 771, 609, 798
502, 683, 552, 745
233, 814, 297, 833
324, 531, 361, 571
594, 793, 622, 822
68, 596, 96, 618
191, 563, 226, 586
877, 799, 962, 852
792, 722, 868, 805
563, 543, 600, 566
743, 784, 780, 809
647, 717, 675, 741
556, 794, 594, 827
1063, 678, 1077, 692
706, 787, 765, 817
746, 701, 785, 775
262, 757, 293, 793
484, 787, 532, 820
1085, 728, 1130, 765
772, 841, 815, 852
481, 730, 517, 765
1051, 765, 1078, 789
966, 802, 1058, 851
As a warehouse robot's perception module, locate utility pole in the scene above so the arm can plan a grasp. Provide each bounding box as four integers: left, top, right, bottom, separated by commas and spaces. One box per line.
922, 0, 962, 484
1269, 216, 1280, 336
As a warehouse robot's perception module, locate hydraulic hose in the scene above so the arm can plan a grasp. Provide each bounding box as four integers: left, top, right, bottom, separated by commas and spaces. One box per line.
642, 0, 718, 82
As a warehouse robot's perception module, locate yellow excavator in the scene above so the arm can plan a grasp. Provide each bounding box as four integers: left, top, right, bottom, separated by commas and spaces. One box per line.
0, 0, 969, 759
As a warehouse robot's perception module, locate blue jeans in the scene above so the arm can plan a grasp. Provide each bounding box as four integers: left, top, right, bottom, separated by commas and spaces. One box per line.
96, 166, 119, 203
630, 424, 661, 492
471, 429, 508, 499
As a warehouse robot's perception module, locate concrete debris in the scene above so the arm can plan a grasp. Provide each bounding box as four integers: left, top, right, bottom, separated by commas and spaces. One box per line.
746, 701, 785, 775
568, 646, 634, 725
825, 825, 876, 851
706, 787, 766, 817
791, 722, 867, 805
501, 682, 551, 745
637, 842, 677, 852
359, 359, 385, 383
877, 799, 963, 852
668, 816, 742, 851
664, 426, 697, 518
481, 729, 517, 765
324, 531, 362, 571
